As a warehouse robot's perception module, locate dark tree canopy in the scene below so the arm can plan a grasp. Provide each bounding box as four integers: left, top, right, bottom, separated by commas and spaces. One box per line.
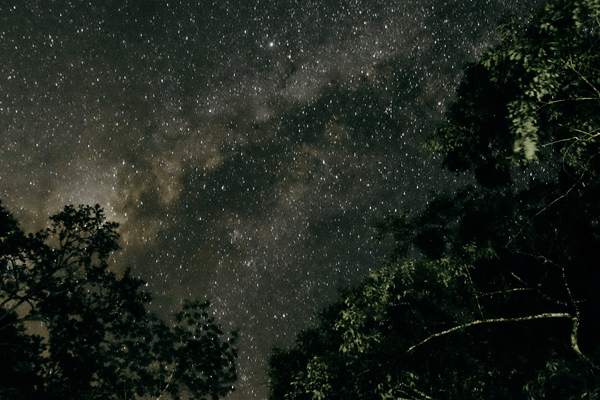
268, 0, 600, 398
0, 203, 238, 400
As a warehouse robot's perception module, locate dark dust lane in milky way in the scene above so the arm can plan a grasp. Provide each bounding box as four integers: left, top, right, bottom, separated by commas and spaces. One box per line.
0, 1, 545, 398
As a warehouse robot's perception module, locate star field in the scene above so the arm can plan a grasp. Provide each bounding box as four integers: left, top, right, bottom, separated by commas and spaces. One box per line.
0, 1, 545, 398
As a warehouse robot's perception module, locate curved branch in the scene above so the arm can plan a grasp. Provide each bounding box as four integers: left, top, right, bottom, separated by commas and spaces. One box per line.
407, 313, 573, 353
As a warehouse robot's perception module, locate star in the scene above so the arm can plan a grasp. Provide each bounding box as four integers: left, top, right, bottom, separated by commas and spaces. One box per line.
0, 1, 547, 398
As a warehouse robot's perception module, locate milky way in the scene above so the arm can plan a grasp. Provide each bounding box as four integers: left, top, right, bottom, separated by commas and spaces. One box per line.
1, 1, 544, 398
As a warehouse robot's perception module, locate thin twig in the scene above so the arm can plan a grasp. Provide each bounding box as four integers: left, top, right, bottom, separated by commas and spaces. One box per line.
534, 170, 585, 217
479, 287, 532, 297
465, 266, 485, 320
565, 58, 600, 98
542, 126, 600, 147
156, 361, 179, 400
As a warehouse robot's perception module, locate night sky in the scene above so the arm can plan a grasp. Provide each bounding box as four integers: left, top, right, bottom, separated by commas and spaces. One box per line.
1, 1, 544, 398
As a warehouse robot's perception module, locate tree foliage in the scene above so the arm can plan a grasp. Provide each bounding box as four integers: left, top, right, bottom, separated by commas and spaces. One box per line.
0, 203, 238, 400
268, 0, 600, 398
427, 0, 600, 170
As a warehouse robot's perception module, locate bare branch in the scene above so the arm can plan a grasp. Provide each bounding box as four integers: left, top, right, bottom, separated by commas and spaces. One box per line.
479, 287, 532, 297
464, 266, 485, 320
0, 312, 48, 333
542, 126, 600, 147
398, 383, 433, 400
508, 271, 528, 285
407, 313, 573, 353
0, 295, 35, 321
564, 58, 600, 98
156, 361, 179, 400
534, 170, 585, 217
552, 258, 598, 367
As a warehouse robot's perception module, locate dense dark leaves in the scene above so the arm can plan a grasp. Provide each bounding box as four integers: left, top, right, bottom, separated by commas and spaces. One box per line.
269, 0, 600, 398
427, 62, 515, 188
0, 202, 238, 400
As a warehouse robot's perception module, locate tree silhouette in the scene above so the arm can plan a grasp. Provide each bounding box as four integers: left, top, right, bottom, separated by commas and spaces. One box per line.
0, 202, 238, 400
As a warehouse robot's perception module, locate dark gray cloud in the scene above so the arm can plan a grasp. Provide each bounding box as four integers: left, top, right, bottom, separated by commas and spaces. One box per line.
0, 0, 545, 398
